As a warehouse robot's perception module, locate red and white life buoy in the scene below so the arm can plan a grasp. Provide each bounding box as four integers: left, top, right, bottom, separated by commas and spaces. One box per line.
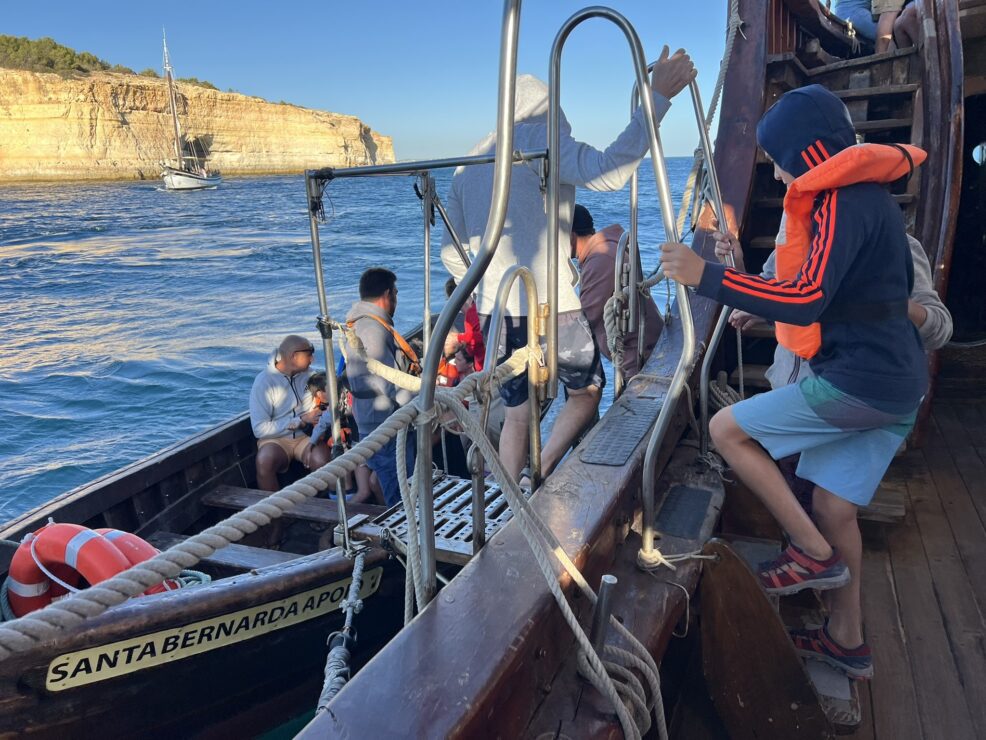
6, 523, 181, 617
95, 529, 181, 594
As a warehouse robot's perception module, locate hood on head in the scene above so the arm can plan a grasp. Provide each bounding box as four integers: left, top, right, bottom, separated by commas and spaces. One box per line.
466, 74, 571, 158
756, 84, 856, 178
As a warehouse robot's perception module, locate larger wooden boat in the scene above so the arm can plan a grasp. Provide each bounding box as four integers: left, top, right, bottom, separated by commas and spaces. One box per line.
1, 1, 978, 738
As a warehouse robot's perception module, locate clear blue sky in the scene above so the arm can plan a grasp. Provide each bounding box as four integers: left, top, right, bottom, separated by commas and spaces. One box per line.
5, 1, 730, 160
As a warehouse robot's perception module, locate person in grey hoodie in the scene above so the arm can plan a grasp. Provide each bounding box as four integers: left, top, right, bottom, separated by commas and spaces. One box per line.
440, 46, 696, 481
345, 267, 417, 506
250, 335, 332, 491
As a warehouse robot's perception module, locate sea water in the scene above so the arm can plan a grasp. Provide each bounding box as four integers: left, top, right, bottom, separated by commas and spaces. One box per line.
0, 160, 693, 522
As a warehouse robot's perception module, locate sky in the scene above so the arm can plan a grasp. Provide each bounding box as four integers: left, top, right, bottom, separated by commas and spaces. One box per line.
4, 1, 730, 160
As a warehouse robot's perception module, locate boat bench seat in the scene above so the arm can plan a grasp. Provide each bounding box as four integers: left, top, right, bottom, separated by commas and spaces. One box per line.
146, 531, 301, 572
201, 485, 385, 526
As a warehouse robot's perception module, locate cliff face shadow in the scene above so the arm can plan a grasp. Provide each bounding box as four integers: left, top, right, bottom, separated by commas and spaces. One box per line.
361, 127, 378, 163
186, 134, 215, 160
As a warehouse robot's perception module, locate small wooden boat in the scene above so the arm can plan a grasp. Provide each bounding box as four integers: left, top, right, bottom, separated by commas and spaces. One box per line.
159, 34, 221, 191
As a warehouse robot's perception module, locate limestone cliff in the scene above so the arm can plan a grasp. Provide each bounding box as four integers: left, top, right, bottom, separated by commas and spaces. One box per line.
0, 68, 394, 181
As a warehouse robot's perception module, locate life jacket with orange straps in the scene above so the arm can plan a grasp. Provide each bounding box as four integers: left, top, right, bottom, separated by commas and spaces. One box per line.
347, 313, 421, 376
775, 142, 926, 359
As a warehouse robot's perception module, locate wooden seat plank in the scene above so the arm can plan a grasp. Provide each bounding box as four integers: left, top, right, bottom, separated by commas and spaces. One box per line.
147, 531, 300, 572
202, 485, 385, 525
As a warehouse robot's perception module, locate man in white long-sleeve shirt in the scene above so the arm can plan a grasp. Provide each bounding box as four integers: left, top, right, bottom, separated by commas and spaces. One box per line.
250, 335, 331, 491
440, 46, 697, 481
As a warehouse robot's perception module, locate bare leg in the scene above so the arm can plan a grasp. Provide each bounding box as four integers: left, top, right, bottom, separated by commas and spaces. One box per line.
812, 486, 864, 647
710, 408, 832, 559
540, 385, 602, 477
352, 464, 374, 504
500, 401, 531, 481
256, 443, 289, 491
303, 444, 332, 473
875, 11, 900, 53
895, 5, 919, 48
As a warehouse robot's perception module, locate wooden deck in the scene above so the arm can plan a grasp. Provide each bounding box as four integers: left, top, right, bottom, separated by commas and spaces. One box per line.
671, 398, 986, 739
849, 400, 986, 740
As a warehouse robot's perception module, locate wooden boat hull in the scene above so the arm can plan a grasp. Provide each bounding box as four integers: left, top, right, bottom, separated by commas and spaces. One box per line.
161, 166, 221, 190
0, 546, 403, 738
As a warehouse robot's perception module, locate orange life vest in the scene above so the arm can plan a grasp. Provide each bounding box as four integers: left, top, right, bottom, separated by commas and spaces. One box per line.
775, 143, 926, 359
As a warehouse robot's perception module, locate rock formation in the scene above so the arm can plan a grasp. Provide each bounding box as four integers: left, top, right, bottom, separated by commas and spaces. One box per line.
0, 68, 394, 181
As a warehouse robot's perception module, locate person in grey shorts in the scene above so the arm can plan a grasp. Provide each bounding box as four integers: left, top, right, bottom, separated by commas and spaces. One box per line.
483, 311, 605, 480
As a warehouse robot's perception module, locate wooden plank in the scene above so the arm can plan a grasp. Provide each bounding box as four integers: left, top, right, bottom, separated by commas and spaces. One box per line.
952, 402, 986, 448
904, 453, 986, 737
700, 540, 832, 739
202, 485, 385, 525
854, 118, 912, 132
921, 444, 986, 619
859, 485, 906, 524
860, 541, 925, 740
804, 47, 917, 77
833, 83, 918, 99
146, 531, 301, 572
886, 480, 978, 739
948, 445, 986, 537
932, 403, 972, 449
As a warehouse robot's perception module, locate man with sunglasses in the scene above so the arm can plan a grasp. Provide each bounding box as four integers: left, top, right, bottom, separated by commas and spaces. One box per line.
250, 334, 332, 491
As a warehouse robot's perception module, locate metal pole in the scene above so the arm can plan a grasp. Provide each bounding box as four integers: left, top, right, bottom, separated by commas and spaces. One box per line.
305, 172, 344, 451
433, 192, 471, 270
468, 445, 486, 555
420, 173, 434, 355
549, 7, 668, 399
414, 0, 523, 604
481, 266, 543, 487
309, 149, 546, 182
589, 574, 618, 653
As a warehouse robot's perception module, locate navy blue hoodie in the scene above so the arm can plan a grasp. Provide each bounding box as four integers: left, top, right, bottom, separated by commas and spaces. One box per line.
697, 85, 928, 414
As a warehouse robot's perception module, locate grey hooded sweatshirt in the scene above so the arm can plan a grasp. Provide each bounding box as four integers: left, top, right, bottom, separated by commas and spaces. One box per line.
249, 355, 315, 440
440, 74, 671, 317
761, 214, 953, 389
345, 300, 415, 437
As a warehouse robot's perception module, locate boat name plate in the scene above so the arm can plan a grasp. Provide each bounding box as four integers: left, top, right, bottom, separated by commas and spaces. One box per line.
44, 566, 383, 691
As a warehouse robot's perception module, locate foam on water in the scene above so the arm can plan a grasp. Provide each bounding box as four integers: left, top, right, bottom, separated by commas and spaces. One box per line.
0, 162, 692, 521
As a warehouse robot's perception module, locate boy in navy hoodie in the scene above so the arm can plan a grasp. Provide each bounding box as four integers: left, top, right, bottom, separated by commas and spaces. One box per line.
660, 85, 927, 678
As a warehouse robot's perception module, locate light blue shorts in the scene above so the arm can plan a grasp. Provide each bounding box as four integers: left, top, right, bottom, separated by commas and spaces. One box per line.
731, 376, 917, 506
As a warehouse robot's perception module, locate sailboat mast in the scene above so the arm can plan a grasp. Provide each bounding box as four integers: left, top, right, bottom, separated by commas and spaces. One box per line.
163, 32, 183, 164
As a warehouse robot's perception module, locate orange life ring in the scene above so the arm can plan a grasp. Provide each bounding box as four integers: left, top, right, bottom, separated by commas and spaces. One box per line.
95, 529, 181, 595
6, 524, 180, 617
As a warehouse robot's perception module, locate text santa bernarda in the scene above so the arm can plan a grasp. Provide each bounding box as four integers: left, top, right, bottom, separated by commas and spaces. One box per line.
46, 566, 383, 691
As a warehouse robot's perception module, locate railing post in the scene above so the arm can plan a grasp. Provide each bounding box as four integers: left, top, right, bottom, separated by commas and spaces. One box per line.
414, 0, 523, 604
305, 171, 344, 454
419, 172, 435, 355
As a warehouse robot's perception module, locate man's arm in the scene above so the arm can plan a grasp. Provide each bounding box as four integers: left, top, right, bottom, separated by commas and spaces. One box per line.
249, 377, 291, 438
907, 235, 953, 350
559, 46, 693, 192
690, 190, 862, 325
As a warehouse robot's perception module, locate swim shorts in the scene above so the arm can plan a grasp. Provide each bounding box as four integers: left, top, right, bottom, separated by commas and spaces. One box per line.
730, 375, 917, 506
482, 310, 605, 407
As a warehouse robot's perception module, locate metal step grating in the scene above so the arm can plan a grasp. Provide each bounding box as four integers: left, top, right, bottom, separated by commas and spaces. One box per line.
371, 474, 533, 565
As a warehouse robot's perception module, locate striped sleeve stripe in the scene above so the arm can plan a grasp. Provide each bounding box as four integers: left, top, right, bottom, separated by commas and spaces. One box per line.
720, 191, 838, 303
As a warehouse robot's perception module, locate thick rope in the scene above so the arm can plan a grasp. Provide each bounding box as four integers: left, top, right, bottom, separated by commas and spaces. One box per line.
0, 351, 529, 658
433, 395, 666, 740
315, 548, 366, 711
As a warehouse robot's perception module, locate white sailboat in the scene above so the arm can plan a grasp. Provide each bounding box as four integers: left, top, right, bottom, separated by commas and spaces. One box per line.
160, 33, 221, 191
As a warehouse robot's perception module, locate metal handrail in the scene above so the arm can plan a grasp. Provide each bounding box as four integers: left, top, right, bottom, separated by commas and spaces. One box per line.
413, 0, 524, 604
547, 6, 669, 400
639, 79, 728, 563
309, 149, 546, 182
479, 266, 544, 488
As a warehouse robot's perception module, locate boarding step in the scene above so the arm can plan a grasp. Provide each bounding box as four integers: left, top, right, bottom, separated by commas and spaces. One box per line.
833, 83, 918, 99
749, 235, 777, 250
729, 364, 770, 390
703, 537, 861, 735
146, 531, 301, 573
860, 482, 906, 523
804, 46, 917, 77
202, 485, 386, 526
736, 323, 776, 339
352, 475, 534, 566
854, 117, 912, 133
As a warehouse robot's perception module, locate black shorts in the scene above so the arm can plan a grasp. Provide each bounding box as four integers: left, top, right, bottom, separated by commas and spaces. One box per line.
482, 310, 605, 407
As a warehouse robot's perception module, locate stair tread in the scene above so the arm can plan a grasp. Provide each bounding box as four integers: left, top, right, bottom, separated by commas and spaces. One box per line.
833, 83, 918, 99
854, 117, 912, 132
